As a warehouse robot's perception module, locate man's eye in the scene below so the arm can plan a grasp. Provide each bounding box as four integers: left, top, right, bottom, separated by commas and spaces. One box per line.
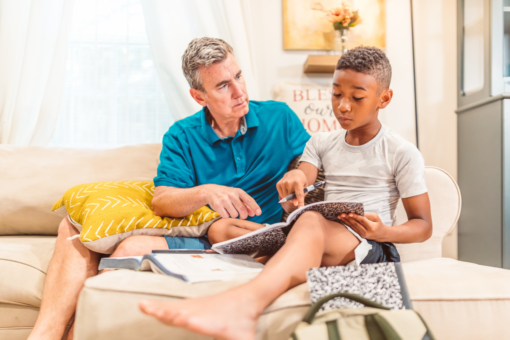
353, 97, 364, 101
236, 74, 242, 79
332, 93, 341, 98
220, 84, 227, 89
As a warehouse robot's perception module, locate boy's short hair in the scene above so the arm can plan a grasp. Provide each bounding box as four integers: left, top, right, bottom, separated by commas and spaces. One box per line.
336, 46, 392, 92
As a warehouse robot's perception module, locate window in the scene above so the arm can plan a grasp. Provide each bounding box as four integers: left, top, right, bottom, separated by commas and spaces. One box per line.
50, 0, 173, 148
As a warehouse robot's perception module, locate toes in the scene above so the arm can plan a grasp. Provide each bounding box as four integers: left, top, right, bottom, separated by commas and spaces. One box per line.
139, 300, 179, 324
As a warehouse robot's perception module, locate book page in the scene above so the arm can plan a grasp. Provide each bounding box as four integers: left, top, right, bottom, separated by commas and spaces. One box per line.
98, 256, 143, 271
149, 254, 263, 283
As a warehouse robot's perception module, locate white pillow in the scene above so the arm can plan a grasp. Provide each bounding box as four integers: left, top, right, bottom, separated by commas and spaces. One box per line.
272, 82, 342, 135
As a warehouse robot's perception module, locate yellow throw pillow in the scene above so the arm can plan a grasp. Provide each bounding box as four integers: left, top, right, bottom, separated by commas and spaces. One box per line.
52, 181, 220, 254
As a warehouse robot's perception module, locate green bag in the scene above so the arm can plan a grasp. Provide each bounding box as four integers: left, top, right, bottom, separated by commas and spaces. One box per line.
290, 292, 435, 340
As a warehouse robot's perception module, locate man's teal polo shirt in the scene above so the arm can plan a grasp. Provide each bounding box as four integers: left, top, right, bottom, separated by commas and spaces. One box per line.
154, 100, 310, 224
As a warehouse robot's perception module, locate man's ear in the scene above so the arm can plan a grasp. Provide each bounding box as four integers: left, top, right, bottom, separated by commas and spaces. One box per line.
190, 88, 207, 107
378, 89, 393, 109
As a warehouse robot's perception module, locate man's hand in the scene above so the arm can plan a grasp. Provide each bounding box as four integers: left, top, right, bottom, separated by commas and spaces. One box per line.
276, 169, 308, 210
338, 212, 390, 242
204, 184, 261, 220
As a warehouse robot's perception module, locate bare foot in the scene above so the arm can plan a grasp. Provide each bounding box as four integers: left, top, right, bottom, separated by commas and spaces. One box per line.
139, 288, 260, 340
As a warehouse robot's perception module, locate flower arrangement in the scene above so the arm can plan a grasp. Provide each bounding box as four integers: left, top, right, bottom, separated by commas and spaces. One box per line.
326, 3, 362, 31
310, 1, 362, 53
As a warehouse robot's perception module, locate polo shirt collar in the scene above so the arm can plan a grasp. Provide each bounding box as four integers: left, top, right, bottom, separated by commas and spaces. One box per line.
201, 102, 259, 145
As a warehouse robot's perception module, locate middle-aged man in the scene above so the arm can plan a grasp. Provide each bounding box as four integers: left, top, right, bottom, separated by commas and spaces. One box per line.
28, 37, 309, 340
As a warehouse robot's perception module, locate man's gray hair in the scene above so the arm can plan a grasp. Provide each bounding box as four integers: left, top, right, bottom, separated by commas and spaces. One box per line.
182, 37, 234, 92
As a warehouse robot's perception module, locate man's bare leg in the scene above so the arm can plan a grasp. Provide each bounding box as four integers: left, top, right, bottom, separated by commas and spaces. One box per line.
30, 218, 169, 340
110, 235, 168, 257
28, 217, 100, 340
139, 211, 360, 340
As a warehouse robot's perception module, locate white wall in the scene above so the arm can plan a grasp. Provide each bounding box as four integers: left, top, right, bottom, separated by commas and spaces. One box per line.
245, 0, 418, 146
245, 0, 458, 258
413, 0, 458, 259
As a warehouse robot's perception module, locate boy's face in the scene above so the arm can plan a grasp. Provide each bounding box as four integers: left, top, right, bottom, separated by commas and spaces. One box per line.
331, 69, 393, 131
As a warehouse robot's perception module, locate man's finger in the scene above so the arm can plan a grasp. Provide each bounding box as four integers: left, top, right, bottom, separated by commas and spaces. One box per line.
214, 205, 230, 219
245, 204, 255, 217
230, 195, 248, 220
239, 191, 262, 216
223, 201, 238, 218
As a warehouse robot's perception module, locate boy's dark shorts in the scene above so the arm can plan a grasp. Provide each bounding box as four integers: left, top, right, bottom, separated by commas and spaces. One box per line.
360, 240, 400, 264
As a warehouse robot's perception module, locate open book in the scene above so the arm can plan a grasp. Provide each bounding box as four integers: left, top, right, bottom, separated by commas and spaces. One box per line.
98, 253, 264, 283
212, 201, 363, 257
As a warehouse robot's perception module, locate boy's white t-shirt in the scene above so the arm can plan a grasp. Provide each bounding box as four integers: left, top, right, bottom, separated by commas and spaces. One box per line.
300, 124, 427, 263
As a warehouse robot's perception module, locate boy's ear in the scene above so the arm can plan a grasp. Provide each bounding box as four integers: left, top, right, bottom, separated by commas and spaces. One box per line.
378, 89, 393, 109
190, 88, 207, 107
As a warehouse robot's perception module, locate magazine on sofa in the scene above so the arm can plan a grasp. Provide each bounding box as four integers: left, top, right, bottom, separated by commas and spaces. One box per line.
212, 201, 364, 257
98, 253, 264, 283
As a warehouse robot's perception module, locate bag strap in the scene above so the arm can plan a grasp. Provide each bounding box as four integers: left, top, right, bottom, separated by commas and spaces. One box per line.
303, 292, 391, 324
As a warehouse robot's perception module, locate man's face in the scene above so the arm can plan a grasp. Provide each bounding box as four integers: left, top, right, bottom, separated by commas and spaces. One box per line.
331, 69, 391, 131
191, 53, 249, 121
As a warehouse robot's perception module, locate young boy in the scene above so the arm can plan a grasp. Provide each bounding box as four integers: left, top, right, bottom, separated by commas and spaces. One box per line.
139, 46, 433, 340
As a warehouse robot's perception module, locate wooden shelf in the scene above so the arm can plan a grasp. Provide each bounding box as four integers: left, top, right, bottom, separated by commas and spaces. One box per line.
303, 55, 340, 73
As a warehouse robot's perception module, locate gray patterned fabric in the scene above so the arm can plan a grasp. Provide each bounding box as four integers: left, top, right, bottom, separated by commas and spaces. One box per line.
307, 263, 405, 311
281, 156, 325, 222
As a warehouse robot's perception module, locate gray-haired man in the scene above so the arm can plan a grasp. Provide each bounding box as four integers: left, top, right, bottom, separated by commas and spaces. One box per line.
28, 37, 309, 340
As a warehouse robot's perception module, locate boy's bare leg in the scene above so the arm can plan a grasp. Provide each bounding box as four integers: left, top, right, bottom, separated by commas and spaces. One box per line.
207, 218, 265, 244
139, 211, 360, 340
28, 217, 100, 340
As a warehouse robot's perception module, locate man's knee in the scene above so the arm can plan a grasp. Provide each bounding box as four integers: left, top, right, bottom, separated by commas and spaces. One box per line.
57, 217, 77, 240
113, 236, 143, 257
112, 236, 165, 257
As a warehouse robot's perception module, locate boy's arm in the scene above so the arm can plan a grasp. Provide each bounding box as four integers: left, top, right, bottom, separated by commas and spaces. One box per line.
338, 192, 432, 243
277, 162, 319, 213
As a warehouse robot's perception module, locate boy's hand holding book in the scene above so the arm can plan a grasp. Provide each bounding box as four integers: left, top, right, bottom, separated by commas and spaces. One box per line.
338, 212, 390, 242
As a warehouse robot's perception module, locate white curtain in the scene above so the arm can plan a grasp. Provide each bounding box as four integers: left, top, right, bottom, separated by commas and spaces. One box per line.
141, 0, 259, 121
0, 0, 74, 145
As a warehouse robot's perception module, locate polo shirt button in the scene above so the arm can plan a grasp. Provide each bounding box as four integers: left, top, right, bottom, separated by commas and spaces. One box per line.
237, 157, 241, 161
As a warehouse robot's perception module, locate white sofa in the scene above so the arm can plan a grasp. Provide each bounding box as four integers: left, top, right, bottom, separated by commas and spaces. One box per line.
1, 144, 510, 340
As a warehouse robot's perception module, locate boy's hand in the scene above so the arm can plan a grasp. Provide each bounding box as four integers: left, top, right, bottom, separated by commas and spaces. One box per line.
277, 169, 308, 209
338, 212, 390, 242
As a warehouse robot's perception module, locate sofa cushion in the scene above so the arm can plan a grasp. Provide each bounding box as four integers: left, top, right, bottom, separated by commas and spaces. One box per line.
0, 144, 162, 235
0, 236, 56, 308
75, 258, 510, 340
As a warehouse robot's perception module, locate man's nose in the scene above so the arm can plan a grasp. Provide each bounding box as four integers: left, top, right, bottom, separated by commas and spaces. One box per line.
231, 81, 244, 99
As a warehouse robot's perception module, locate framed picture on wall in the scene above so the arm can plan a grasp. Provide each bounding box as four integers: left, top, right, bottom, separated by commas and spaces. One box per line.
283, 0, 386, 50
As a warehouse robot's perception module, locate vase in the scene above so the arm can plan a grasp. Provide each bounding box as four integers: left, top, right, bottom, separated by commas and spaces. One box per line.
334, 29, 349, 55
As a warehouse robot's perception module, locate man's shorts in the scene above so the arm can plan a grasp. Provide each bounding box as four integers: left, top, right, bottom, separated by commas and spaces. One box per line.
164, 235, 212, 250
